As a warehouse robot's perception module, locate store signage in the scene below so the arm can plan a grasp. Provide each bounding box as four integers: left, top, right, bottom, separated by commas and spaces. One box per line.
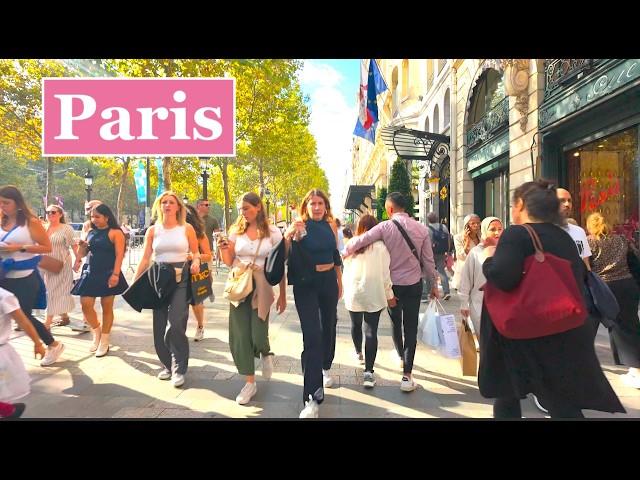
540, 59, 640, 128
42, 78, 235, 156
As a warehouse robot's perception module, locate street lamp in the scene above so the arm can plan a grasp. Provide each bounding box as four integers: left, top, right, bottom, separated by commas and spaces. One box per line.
199, 157, 209, 200
265, 187, 271, 219
84, 168, 94, 202
427, 175, 440, 197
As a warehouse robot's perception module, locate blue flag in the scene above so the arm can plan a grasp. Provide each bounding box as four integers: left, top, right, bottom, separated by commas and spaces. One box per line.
155, 157, 164, 197
134, 160, 147, 204
355, 59, 387, 143
353, 118, 377, 144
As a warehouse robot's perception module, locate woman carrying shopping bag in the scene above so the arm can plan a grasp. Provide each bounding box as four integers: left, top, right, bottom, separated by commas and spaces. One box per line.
342, 214, 394, 389
218, 193, 286, 405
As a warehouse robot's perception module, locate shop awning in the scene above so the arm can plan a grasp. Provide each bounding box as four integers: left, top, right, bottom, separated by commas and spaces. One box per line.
344, 185, 375, 210
380, 125, 450, 169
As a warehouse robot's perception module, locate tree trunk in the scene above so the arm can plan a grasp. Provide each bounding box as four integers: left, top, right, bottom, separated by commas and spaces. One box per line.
258, 158, 264, 198
221, 159, 231, 231
116, 157, 131, 222
162, 157, 172, 192
45, 157, 54, 208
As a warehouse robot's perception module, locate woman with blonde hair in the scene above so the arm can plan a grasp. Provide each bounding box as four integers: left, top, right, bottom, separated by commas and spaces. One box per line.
41, 204, 78, 330
586, 212, 640, 388
134, 192, 201, 388
342, 214, 393, 389
451, 214, 481, 290
218, 192, 286, 405
284, 189, 342, 418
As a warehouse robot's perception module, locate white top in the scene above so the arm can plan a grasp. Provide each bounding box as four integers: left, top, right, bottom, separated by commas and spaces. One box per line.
0, 224, 37, 279
152, 224, 189, 262
342, 240, 394, 312
0, 287, 21, 344
562, 223, 592, 259
337, 228, 344, 252
230, 225, 282, 268
457, 243, 488, 335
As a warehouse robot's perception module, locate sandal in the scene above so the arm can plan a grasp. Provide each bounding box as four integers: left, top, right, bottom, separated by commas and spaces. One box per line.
52, 317, 70, 328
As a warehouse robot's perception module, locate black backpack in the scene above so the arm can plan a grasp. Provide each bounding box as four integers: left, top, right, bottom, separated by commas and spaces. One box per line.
428, 224, 450, 254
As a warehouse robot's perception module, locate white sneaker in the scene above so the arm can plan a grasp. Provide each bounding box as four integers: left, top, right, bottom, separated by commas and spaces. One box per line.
622, 372, 640, 389
299, 395, 319, 419
194, 326, 205, 342
400, 376, 417, 392
531, 394, 549, 413
235, 382, 258, 405
157, 368, 172, 380
322, 369, 336, 388
40, 343, 65, 367
363, 371, 376, 389
355, 351, 365, 365
171, 373, 185, 388
261, 353, 274, 380
71, 322, 92, 333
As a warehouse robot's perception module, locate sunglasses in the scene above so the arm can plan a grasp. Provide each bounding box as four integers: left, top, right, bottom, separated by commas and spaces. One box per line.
201, 203, 210, 207
46, 210, 60, 215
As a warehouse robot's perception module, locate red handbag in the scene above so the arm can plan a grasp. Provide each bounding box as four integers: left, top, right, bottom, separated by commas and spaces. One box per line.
482, 224, 586, 339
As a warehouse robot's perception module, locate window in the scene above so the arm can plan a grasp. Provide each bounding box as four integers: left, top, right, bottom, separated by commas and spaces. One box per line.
433, 105, 440, 134
474, 166, 509, 222
469, 69, 505, 125
426, 60, 434, 91
424, 116, 430, 133
392, 66, 399, 113
402, 59, 409, 99
443, 89, 450, 127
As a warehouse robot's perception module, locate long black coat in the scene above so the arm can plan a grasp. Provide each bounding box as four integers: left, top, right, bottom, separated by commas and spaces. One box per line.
478, 222, 624, 413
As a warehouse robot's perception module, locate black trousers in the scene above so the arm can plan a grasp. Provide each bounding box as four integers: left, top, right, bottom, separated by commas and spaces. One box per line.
293, 269, 339, 404
349, 310, 382, 373
607, 278, 640, 368
0, 272, 55, 345
493, 397, 584, 419
386, 281, 422, 375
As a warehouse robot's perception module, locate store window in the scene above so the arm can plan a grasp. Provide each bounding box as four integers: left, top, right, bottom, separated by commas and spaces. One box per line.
468, 69, 505, 125
474, 165, 509, 223
566, 127, 639, 239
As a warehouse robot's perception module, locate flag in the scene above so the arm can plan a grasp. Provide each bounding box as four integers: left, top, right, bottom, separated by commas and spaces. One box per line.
155, 156, 164, 197
354, 59, 388, 143
134, 160, 147, 204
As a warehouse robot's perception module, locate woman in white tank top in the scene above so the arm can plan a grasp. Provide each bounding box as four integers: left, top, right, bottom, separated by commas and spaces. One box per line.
133, 192, 201, 388
0, 185, 65, 367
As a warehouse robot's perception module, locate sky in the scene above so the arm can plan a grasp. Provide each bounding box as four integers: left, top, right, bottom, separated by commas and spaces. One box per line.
299, 59, 360, 218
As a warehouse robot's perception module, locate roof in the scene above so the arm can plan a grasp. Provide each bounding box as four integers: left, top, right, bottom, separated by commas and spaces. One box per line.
344, 185, 375, 210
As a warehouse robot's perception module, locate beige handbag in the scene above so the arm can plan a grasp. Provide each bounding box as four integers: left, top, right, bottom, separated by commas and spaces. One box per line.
223, 237, 263, 302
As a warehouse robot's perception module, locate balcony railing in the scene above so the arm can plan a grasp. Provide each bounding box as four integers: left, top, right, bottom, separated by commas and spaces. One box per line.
466, 97, 509, 151
544, 59, 599, 98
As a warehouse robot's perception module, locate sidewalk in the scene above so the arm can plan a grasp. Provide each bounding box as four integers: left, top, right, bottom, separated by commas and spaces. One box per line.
11, 267, 640, 419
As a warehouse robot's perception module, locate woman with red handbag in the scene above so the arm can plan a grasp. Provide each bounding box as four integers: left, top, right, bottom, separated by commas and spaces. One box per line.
479, 179, 624, 418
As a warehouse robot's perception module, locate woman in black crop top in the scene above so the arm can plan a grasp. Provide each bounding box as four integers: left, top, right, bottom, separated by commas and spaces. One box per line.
284, 189, 342, 418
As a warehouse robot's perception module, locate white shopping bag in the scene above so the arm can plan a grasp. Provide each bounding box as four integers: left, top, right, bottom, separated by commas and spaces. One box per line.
420, 300, 441, 348
436, 313, 462, 358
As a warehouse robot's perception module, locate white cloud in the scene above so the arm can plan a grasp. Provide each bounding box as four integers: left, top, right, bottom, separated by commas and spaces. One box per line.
300, 60, 358, 218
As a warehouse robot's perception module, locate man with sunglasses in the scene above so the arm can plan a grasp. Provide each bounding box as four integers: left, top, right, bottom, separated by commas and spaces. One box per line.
196, 199, 220, 251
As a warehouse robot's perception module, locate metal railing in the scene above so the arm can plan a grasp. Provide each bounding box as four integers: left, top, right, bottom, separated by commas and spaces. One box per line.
544, 59, 598, 98
466, 97, 509, 151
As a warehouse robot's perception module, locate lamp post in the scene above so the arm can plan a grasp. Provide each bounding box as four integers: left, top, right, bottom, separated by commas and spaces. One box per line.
265, 187, 271, 219
199, 157, 209, 200
84, 168, 94, 202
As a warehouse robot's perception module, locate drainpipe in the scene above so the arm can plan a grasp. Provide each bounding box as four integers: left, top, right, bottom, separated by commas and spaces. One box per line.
450, 61, 458, 234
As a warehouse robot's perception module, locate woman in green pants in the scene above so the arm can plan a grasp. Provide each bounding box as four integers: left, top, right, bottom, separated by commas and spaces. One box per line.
218, 192, 287, 405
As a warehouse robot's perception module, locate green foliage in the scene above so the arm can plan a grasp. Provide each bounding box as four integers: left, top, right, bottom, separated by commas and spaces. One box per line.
388, 159, 415, 216
376, 186, 388, 221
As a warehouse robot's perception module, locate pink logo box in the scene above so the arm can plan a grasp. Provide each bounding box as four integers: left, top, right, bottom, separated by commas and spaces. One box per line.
42, 78, 235, 156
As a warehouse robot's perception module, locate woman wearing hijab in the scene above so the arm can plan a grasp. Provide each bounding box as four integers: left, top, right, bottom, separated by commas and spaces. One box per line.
451, 214, 481, 290
458, 216, 503, 336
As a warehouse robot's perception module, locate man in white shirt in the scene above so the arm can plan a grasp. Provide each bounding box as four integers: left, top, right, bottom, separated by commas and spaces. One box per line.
557, 188, 591, 270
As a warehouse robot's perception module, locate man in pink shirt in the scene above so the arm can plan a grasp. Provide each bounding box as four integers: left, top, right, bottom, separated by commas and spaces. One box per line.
344, 192, 437, 392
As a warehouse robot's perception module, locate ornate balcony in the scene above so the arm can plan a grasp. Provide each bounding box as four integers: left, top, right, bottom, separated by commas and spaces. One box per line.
466, 97, 509, 151
544, 59, 599, 98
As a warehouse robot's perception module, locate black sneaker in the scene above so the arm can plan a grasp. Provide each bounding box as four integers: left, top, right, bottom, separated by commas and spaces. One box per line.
1, 403, 26, 420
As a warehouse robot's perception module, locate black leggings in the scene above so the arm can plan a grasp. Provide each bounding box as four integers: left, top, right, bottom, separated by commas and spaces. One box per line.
493, 397, 584, 419
349, 310, 382, 372
0, 272, 55, 345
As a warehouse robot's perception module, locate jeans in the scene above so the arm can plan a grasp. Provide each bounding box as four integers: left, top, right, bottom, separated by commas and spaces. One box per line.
348, 310, 382, 373
293, 269, 339, 404
387, 281, 422, 375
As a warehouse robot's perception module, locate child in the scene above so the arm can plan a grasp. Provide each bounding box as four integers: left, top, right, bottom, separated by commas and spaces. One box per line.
0, 287, 46, 420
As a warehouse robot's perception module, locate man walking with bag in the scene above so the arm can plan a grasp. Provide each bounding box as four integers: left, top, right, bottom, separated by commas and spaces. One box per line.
427, 212, 452, 301
344, 192, 438, 392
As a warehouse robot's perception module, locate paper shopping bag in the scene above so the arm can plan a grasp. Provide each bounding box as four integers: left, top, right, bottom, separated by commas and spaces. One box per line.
459, 317, 478, 376
436, 313, 461, 358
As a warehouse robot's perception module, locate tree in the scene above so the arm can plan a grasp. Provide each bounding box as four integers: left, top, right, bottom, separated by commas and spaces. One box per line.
376, 186, 388, 221
388, 159, 415, 216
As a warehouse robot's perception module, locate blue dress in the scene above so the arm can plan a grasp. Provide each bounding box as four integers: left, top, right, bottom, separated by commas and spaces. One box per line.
71, 228, 128, 297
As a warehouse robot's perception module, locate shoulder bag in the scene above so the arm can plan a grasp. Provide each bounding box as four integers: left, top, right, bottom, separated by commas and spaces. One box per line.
223, 237, 263, 302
